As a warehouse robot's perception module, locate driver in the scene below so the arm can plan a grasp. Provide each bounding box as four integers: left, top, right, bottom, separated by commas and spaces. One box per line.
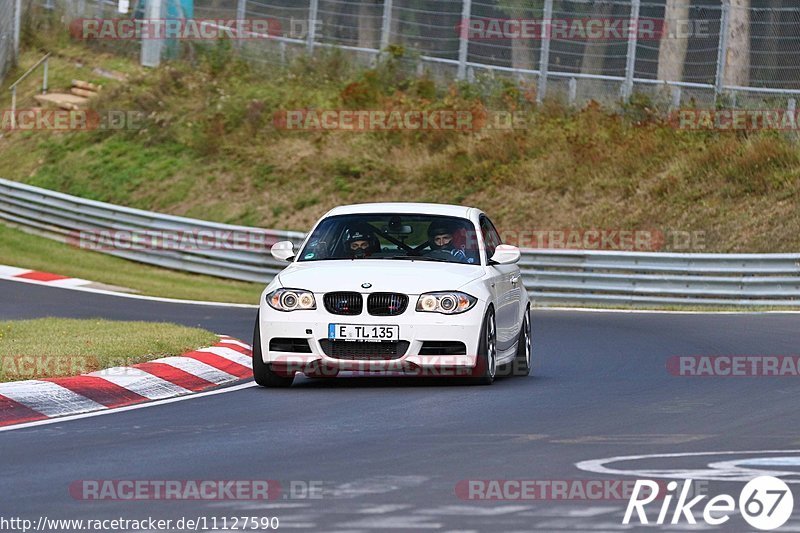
346, 227, 377, 258
427, 222, 467, 261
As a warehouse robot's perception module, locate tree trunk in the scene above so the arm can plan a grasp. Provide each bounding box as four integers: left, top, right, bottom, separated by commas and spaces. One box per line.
358, 1, 380, 49
656, 0, 690, 82
511, 39, 535, 70
580, 1, 614, 75
724, 0, 751, 86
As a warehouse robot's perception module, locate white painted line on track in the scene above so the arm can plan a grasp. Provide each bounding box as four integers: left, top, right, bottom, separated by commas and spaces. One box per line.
0, 382, 258, 433
0, 274, 258, 308
539, 306, 800, 315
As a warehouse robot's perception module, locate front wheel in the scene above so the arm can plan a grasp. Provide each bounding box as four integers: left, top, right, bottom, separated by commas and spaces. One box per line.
511, 306, 531, 377
252, 313, 294, 388
469, 308, 497, 385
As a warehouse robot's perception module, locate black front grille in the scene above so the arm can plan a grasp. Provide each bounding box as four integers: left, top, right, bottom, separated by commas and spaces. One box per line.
419, 341, 467, 355
269, 338, 312, 353
367, 293, 408, 316
319, 340, 410, 360
324, 292, 363, 315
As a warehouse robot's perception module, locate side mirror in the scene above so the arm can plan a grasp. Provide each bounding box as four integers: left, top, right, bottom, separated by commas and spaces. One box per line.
271, 241, 295, 262
489, 244, 520, 265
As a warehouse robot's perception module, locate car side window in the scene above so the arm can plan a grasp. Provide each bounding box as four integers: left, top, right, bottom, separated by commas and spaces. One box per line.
480, 216, 502, 261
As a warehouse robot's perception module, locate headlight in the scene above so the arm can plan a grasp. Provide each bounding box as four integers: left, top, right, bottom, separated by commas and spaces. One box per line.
416, 292, 477, 314
267, 288, 316, 311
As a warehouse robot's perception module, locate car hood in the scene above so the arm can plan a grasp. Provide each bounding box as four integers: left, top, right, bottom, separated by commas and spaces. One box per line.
277, 260, 485, 294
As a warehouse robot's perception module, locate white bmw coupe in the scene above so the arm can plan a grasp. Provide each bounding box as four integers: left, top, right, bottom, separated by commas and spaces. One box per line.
253, 203, 531, 386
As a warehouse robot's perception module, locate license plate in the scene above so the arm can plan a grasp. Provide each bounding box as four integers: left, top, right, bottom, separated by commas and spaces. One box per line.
328, 324, 399, 342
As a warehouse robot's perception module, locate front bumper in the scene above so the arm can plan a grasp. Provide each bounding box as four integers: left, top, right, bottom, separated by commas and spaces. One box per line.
258, 300, 484, 376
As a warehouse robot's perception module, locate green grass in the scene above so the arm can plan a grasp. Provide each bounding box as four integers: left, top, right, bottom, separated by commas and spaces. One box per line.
0, 318, 218, 382
0, 224, 263, 304
1, 38, 799, 253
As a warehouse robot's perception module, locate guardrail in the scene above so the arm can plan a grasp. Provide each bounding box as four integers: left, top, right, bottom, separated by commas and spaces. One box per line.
1, 178, 799, 307
0, 178, 305, 282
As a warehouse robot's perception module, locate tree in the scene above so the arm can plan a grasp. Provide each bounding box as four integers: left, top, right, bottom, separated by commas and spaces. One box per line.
497, 0, 543, 71
580, 0, 614, 75
656, 0, 690, 82
724, 0, 750, 86
358, 0, 382, 49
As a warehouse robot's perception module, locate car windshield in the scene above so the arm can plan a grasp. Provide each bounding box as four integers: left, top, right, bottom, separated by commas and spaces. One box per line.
298, 214, 481, 265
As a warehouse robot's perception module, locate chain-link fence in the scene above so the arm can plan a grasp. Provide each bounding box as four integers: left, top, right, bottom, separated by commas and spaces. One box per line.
23, 0, 800, 109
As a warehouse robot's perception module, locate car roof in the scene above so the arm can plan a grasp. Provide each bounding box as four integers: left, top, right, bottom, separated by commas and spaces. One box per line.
325, 202, 477, 219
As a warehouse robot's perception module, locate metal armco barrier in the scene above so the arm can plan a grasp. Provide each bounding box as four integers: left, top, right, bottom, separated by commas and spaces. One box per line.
1, 178, 799, 307
0, 178, 305, 283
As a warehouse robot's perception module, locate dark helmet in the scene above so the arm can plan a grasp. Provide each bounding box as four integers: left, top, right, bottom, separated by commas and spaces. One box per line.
428, 221, 456, 251
345, 225, 377, 257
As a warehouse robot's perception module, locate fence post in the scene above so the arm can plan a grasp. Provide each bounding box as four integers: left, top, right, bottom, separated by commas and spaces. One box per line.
380, 0, 393, 52
536, 0, 553, 104
568, 77, 577, 106
622, 0, 640, 101
42, 56, 49, 94
457, 0, 472, 80
235, 0, 247, 48
13, 0, 21, 64
307, 0, 319, 54
715, 0, 731, 102
140, 0, 164, 67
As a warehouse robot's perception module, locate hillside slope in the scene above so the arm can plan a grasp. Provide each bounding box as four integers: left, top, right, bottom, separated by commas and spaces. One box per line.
1, 38, 799, 253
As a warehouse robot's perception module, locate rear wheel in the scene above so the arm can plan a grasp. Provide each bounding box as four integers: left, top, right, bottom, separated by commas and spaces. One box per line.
252, 313, 294, 388
511, 306, 531, 377
470, 308, 497, 385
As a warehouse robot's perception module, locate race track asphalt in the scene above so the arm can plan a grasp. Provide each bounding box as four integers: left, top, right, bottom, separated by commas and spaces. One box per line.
2, 278, 800, 532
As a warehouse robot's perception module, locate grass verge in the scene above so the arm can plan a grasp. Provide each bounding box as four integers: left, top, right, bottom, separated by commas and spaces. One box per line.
0, 224, 263, 304
0, 318, 218, 382
1, 24, 800, 252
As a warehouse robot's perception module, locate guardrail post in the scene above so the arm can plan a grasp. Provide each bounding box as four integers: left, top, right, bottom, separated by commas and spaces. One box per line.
380, 0, 394, 53
622, 0, 640, 101
715, 0, 731, 102
307, 0, 319, 54
536, 0, 553, 104
457, 0, 472, 80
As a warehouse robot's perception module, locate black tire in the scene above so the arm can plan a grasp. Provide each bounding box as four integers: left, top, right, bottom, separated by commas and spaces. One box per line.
252, 313, 294, 388
511, 306, 531, 377
469, 308, 497, 385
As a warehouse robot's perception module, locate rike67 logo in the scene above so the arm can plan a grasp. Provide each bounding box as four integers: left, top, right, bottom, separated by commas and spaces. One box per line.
624, 476, 794, 530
